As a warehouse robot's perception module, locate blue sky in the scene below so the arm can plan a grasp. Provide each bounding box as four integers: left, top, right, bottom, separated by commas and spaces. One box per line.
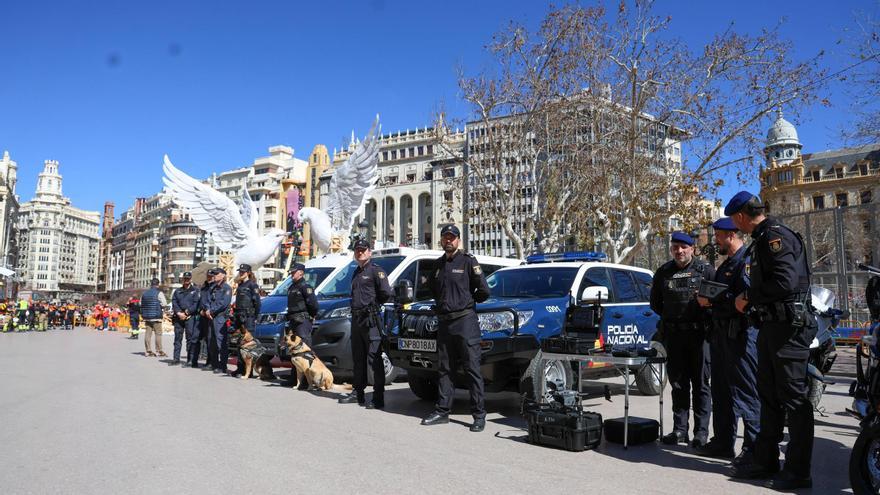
1, 0, 876, 216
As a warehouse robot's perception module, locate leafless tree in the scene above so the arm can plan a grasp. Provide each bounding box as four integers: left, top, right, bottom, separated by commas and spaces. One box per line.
844, 10, 880, 143
443, 1, 826, 262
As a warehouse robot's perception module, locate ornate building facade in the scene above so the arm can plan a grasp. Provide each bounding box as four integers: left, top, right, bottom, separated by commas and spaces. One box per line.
16, 160, 100, 294
0, 151, 20, 298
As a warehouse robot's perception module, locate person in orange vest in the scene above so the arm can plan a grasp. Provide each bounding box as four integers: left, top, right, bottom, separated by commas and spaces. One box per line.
94, 304, 104, 330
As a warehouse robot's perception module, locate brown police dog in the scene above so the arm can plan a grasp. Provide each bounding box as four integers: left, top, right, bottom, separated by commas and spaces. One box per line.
232, 326, 268, 380
282, 331, 334, 390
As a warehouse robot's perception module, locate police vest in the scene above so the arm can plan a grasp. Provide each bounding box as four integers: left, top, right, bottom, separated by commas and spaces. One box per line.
18, 300, 28, 310
141, 288, 163, 320
287, 283, 308, 317
235, 281, 257, 313
660, 261, 706, 321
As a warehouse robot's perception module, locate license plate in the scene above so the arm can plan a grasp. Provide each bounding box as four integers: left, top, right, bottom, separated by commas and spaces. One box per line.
398, 338, 437, 352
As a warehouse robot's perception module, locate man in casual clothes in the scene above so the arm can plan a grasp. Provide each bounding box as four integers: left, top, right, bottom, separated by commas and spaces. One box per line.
140, 279, 168, 357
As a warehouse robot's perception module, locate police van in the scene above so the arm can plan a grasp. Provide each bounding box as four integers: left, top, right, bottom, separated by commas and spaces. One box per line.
309, 247, 519, 383
387, 251, 663, 401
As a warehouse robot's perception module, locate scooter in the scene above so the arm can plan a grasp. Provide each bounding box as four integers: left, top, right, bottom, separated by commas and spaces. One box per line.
807, 286, 845, 412
849, 263, 880, 494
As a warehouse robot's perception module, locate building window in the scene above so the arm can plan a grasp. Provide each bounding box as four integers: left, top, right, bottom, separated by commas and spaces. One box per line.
427, 145, 433, 155
418, 146, 424, 156
812, 195, 825, 210
861, 190, 873, 204
382, 151, 388, 161
836, 192, 848, 207
835, 167, 844, 179
776, 170, 792, 184
860, 164, 869, 176
811, 170, 820, 182
442, 168, 456, 178
391, 150, 397, 160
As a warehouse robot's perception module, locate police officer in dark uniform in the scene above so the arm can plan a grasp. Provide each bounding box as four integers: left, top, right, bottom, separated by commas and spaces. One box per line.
727, 191, 817, 490
421, 225, 491, 432
207, 267, 233, 374
198, 269, 217, 369
695, 218, 761, 464
650, 231, 714, 447
128, 297, 141, 339
286, 262, 319, 389
171, 272, 200, 367
339, 239, 393, 408
231, 264, 264, 378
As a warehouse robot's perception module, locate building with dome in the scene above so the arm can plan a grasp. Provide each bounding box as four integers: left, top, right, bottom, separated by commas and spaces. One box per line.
16, 160, 101, 295
759, 112, 880, 214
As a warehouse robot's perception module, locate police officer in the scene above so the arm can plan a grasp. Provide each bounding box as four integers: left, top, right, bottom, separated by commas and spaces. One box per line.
727, 191, 817, 490
207, 268, 233, 374
198, 269, 218, 369
339, 239, 393, 408
231, 264, 266, 378
650, 231, 714, 447
286, 262, 319, 389
171, 272, 200, 367
421, 225, 491, 432
867, 274, 880, 322
695, 218, 761, 465
128, 296, 141, 339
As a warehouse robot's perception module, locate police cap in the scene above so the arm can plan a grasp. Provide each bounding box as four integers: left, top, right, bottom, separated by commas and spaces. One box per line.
215, 267, 227, 275
289, 263, 306, 273
207, 268, 218, 276
724, 191, 763, 216
670, 231, 695, 246
237, 264, 252, 273
440, 224, 461, 238
711, 217, 737, 232
353, 239, 372, 251
150, 278, 160, 286
182, 271, 192, 278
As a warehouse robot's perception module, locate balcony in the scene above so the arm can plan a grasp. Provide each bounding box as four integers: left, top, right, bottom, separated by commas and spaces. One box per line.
803, 167, 878, 183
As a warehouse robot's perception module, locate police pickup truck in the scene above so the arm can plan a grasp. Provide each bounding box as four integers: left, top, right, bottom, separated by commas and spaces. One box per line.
387, 251, 663, 401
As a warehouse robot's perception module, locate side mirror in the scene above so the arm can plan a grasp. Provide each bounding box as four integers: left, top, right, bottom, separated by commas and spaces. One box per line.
581, 286, 608, 303
395, 280, 414, 305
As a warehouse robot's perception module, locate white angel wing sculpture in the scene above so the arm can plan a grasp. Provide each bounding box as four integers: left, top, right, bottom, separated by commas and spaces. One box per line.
324, 115, 381, 232
298, 207, 332, 253
162, 155, 287, 270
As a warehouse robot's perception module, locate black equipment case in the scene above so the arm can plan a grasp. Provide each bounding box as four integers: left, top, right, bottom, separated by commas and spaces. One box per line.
540, 335, 595, 354
603, 417, 659, 445
524, 401, 603, 452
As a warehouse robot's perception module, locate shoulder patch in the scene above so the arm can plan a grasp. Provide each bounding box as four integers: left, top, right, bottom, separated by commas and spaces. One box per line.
473, 264, 482, 275
306, 287, 313, 294
769, 238, 782, 253
377, 271, 385, 279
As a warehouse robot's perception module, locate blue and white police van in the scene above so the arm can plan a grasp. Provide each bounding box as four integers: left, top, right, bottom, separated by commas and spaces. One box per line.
251, 247, 518, 384
387, 251, 664, 401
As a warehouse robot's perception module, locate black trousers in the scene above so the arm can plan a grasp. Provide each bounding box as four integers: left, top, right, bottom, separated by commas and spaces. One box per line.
436, 312, 485, 419
351, 320, 384, 403
709, 319, 761, 450
753, 318, 817, 478
198, 316, 215, 366
665, 326, 711, 436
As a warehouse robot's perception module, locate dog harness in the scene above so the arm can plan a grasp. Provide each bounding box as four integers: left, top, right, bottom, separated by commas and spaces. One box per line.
290, 342, 317, 368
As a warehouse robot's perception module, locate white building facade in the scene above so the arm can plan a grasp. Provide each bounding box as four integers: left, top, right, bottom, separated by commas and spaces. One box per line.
16, 160, 100, 293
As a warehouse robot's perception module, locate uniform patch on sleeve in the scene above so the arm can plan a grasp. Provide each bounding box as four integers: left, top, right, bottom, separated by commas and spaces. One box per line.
306, 287, 313, 294
473, 265, 482, 275
745, 264, 750, 276
378, 272, 385, 279
769, 238, 782, 253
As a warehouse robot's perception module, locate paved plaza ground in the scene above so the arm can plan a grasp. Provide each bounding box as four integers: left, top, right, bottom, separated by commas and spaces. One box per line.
0, 328, 861, 494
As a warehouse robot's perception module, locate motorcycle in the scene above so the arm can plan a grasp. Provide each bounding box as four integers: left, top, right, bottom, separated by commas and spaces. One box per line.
807, 286, 845, 412
849, 263, 880, 494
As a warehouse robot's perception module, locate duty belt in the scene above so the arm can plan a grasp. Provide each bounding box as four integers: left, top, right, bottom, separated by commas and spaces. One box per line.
437, 308, 473, 322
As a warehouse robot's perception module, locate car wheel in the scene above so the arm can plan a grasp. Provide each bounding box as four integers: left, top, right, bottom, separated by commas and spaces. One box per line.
520, 351, 575, 402
408, 375, 439, 401
367, 351, 399, 385
635, 341, 667, 396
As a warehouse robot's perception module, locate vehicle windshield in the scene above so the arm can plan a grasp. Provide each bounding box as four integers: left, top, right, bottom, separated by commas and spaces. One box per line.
486, 267, 579, 298
269, 267, 334, 296
318, 256, 406, 298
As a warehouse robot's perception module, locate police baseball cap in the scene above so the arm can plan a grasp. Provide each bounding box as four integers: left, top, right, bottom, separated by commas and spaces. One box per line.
207, 268, 218, 276
724, 191, 764, 216
237, 264, 252, 273
150, 278, 160, 286
182, 271, 192, 278
711, 217, 737, 232
353, 239, 372, 250
440, 225, 461, 238
289, 263, 306, 273
670, 231, 695, 246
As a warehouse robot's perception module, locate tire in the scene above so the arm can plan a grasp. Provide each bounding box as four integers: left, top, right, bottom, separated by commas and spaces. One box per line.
408, 375, 439, 401
520, 351, 575, 402
849, 420, 880, 494
635, 342, 668, 396
368, 352, 399, 385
